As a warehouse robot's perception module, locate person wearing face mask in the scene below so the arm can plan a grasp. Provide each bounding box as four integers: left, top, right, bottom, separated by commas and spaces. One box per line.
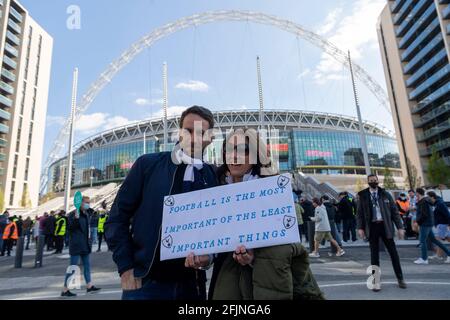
356, 174, 407, 292
61, 196, 101, 297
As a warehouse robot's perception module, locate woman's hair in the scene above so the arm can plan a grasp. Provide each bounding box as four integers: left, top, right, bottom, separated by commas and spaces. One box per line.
216, 128, 277, 184
312, 197, 321, 206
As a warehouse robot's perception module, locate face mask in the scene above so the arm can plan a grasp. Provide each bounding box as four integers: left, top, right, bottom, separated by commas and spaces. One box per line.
400, 197, 406, 201
368, 182, 378, 189
83, 203, 90, 210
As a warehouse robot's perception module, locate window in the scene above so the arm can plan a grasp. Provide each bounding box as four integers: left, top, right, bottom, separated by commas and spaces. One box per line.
24, 157, 29, 181
9, 181, 15, 206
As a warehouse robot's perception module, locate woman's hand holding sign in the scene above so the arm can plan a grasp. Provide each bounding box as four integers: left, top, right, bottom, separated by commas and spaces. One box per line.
233, 245, 254, 266
185, 253, 211, 269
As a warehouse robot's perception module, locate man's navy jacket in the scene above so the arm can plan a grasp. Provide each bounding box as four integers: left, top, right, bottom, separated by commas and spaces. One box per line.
104, 151, 218, 278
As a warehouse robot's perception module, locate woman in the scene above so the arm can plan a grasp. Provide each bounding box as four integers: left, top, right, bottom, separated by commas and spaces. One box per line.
208, 128, 324, 300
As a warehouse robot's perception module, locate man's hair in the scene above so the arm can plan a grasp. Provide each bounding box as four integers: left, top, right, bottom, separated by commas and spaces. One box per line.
367, 174, 378, 180
408, 189, 415, 193
416, 188, 425, 196
427, 191, 438, 199
179, 106, 214, 129
312, 197, 321, 205
321, 195, 330, 201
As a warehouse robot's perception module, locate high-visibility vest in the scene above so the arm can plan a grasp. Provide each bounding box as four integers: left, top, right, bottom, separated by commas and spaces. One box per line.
55, 217, 66, 236
396, 199, 410, 215
98, 215, 108, 233
3, 221, 18, 240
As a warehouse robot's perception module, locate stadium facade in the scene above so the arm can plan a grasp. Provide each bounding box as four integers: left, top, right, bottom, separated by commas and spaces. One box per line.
46, 110, 401, 193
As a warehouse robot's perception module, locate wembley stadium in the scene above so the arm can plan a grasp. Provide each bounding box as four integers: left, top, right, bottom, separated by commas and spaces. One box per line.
46, 109, 402, 193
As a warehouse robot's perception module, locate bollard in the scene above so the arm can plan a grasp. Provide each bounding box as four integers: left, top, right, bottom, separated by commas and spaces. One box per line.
307, 221, 315, 253
34, 235, 45, 268
14, 237, 25, 268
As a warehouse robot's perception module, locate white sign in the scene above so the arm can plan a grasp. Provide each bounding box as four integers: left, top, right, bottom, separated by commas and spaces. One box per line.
161, 174, 300, 261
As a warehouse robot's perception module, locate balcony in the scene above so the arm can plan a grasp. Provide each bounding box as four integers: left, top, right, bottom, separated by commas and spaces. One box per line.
0, 123, 8, 134
403, 33, 443, 74
0, 138, 6, 147
401, 17, 440, 62
413, 82, 450, 113
0, 81, 14, 95
396, 0, 432, 37
417, 119, 450, 142
409, 64, 450, 100
399, 3, 437, 49
406, 48, 447, 87
4, 42, 18, 57
6, 30, 20, 46
0, 108, 10, 121
392, 0, 407, 14
443, 4, 450, 19
3, 55, 16, 70
1, 68, 15, 82
8, 18, 21, 34
0, 168, 4, 176
414, 102, 450, 127
0, 93, 12, 108
0, 152, 5, 162
9, 6, 23, 23
420, 137, 450, 156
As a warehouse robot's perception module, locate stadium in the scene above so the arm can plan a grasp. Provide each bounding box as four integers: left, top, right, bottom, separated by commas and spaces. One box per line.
46, 109, 402, 194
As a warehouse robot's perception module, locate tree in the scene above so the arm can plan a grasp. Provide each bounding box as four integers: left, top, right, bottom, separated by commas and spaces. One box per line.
404, 157, 422, 190
427, 148, 450, 187
0, 187, 4, 213
20, 184, 32, 208
383, 167, 398, 190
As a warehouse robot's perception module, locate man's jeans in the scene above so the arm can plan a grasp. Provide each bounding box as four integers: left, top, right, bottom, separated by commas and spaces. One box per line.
90, 227, 98, 244
25, 230, 31, 249
64, 254, 92, 287
343, 218, 357, 241
419, 226, 450, 260
122, 278, 203, 300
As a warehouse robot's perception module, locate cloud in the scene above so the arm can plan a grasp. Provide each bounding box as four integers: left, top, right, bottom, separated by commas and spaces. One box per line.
317, 8, 343, 35
313, 0, 386, 85
175, 80, 210, 92
73, 113, 133, 134
103, 116, 133, 130
134, 98, 164, 106
46, 115, 65, 126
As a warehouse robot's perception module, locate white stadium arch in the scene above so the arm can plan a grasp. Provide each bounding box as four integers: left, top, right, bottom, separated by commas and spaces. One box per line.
40, 10, 391, 194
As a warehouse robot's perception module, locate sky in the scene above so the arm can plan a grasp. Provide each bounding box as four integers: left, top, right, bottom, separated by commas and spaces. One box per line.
18, 0, 392, 166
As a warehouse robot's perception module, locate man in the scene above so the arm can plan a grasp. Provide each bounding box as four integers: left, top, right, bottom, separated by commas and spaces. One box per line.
300, 197, 315, 242
338, 192, 357, 242
427, 191, 450, 260
96, 202, 108, 252
105, 106, 218, 300
294, 198, 304, 243
1, 217, 18, 256
61, 196, 101, 297
321, 195, 343, 255
309, 197, 345, 258
413, 189, 450, 265
54, 211, 66, 254
356, 174, 407, 291
44, 211, 56, 251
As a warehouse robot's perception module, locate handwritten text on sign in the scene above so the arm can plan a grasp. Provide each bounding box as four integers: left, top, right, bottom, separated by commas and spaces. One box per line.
160, 174, 300, 261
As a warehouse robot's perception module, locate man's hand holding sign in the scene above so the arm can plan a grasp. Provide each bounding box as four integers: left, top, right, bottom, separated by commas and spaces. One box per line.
162, 174, 299, 263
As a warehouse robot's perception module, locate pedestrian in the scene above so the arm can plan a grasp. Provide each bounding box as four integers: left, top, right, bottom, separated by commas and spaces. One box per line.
338, 192, 357, 242
408, 190, 419, 239
333, 198, 342, 233
300, 197, 314, 242
356, 174, 407, 291
1, 217, 18, 256
16, 216, 23, 238
295, 198, 304, 243
321, 195, 343, 256
208, 128, 323, 300
96, 203, 108, 252
309, 197, 345, 258
427, 191, 450, 261
413, 188, 450, 265
43, 211, 56, 251
33, 216, 40, 243
89, 210, 99, 245
61, 196, 101, 297
54, 211, 66, 254
22, 216, 33, 250
105, 106, 219, 300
